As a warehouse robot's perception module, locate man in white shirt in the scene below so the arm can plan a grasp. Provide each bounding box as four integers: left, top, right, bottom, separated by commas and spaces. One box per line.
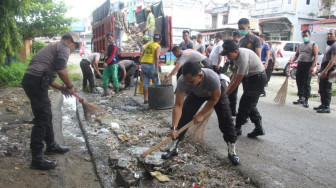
209, 32, 224, 74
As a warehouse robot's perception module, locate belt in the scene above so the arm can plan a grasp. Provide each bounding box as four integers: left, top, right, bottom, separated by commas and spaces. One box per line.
141, 62, 154, 65
247, 71, 265, 78
80, 59, 91, 64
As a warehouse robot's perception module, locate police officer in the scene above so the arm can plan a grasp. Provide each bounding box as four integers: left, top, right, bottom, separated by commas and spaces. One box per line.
163, 46, 212, 83
80, 50, 105, 93
223, 40, 267, 138
22, 32, 78, 170
163, 61, 240, 165
314, 29, 336, 113
118, 60, 137, 90
291, 30, 319, 108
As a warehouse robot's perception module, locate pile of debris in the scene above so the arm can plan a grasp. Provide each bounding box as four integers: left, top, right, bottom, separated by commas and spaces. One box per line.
77, 89, 253, 188
121, 26, 143, 53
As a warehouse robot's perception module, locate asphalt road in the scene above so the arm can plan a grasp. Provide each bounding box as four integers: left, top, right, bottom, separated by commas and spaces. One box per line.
204, 76, 336, 188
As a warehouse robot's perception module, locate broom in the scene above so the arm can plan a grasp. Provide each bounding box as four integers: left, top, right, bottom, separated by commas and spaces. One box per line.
274, 61, 291, 105
141, 109, 214, 158
73, 93, 100, 119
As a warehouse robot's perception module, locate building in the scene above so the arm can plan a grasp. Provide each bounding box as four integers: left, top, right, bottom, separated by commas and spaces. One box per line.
252, 0, 321, 41
317, 0, 336, 18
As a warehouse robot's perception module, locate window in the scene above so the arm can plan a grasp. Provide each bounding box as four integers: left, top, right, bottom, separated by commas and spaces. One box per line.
306, 0, 310, 5
222, 15, 228, 25
288, 0, 291, 4
283, 43, 294, 51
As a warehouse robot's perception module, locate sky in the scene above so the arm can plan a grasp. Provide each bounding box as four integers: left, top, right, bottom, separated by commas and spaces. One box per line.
64, 0, 107, 19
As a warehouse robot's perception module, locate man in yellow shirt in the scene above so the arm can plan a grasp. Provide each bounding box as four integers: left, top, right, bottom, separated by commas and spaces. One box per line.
143, 7, 155, 41
140, 33, 162, 104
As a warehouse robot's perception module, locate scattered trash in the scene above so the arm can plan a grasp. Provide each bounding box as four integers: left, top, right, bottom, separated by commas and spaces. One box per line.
150, 171, 170, 182
134, 173, 140, 179
99, 128, 110, 134
110, 122, 120, 130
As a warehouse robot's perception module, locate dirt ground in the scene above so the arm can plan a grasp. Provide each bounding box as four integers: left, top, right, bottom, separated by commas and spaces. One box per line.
0, 83, 252, 188
1, 68, 334, 187
0, 87, 100, 188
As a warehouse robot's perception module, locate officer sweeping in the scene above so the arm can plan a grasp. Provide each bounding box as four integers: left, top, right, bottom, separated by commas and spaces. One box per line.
22, 32, 78, 170
163, 61, 240, 165
80, 50, 105, 93
223, 40, 267, 138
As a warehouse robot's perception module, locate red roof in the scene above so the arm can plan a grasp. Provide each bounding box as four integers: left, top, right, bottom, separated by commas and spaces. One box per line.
309, 18, 336, 25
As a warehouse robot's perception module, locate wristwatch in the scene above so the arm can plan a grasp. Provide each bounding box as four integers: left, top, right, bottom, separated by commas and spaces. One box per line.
170, 126, 178, 130
66, 84, 74, 89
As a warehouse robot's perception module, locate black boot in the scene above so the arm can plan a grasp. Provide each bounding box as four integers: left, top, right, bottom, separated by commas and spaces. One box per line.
227, 142, 240, 165
162, 140, 179, 159
293, 97, 304, 104
247, 119, 265, 138
303, 98, 309, 108
235, 124, 242, 136
317, 106, 330, 113
90, 87, 98, 94
114, 87, 119, 94
30, 153, 57, 170
313, 104, 325, 110
45, 143, 70, 155
102, 87, 108, 96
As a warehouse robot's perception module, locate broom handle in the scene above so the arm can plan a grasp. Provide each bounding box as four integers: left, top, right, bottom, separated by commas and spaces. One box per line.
73, 93, 84, 102
141, 110, 213, 158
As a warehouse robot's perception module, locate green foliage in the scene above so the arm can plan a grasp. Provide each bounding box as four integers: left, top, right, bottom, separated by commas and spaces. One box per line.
0, 0, 31, 65
55, 63, 82, 84
0, 62, 29, 87
33, 41, 46, 53
17, 0, 77, 40
165, 59, 175, 65
0, 0, 76, 65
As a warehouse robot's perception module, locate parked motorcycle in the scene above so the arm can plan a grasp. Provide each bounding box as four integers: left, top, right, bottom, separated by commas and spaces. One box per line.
288, 58, 319, 79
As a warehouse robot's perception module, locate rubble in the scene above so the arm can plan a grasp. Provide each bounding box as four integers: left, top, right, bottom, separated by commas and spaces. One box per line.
121, 25, 143, 53
75, 88, 254, 188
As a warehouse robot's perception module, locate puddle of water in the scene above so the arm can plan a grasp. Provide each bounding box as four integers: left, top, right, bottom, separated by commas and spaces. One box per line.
62, 96, 85, 143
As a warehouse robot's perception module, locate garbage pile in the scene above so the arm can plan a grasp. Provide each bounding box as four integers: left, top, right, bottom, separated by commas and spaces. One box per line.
121, 26, 143, 53
77, 90, 253, 188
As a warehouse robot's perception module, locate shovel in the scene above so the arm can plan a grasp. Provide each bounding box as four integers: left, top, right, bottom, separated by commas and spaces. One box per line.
73, 93, 99, 119
140, 109, 213, 158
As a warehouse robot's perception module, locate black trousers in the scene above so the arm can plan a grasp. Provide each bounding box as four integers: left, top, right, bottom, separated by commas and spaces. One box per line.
296, 61, 313, 98
212, 65, 224, 75
22, 74, 55, 154
176, 87, 237, 143
80, 59, 95, 88
266, 59, 274, 83
319, 63, 334, 106
125, 63, 137, 87
236, 71, 267, 126
228, 73, 238, 114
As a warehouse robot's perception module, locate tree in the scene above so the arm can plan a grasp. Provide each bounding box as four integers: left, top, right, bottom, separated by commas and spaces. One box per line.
0, 0, 76, 66
0, 0, 31, 65
17, 0, 76, 40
